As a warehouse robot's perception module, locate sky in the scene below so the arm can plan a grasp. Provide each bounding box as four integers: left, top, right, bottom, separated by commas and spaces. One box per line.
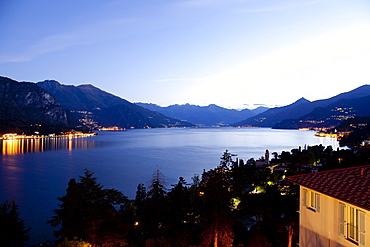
1, 0, 370, 109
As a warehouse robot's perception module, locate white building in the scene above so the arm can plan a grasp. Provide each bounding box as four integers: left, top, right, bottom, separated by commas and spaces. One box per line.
286, 165, 370, 247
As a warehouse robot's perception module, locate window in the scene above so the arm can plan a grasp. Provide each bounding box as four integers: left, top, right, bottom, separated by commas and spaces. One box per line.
339, 202, 366, 247
348, 206, 358, 241
302, 189, 320, 212
339, 203, 346, 236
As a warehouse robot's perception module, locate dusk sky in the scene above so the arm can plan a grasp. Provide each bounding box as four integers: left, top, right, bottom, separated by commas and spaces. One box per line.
1, 0, 370, 109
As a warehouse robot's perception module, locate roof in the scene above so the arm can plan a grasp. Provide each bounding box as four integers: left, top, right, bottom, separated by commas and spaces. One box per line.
286, 165, 370, 211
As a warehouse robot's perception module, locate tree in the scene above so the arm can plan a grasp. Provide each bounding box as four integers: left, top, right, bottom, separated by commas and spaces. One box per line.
134, 183, 147, 227
144, 236, 171, 247
219, 150, 236, 169
169, 177, 191, 227
0, 200, 31, 247
58, 237, 92, 247
168, 177, 197, 247
247, 223, 272, 247
141, 168, 169, 240
48, 178, 85, 240
135, 183, 147, 210
48, 169, 129, 247
126, 183, 148, 246
200, 168, 234, 247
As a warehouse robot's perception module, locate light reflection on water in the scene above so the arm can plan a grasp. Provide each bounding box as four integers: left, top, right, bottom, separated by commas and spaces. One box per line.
0, 137, 96, 155
1, 155, 25, 204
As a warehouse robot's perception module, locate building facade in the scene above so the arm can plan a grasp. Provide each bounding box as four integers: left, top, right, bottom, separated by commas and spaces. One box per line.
286, 165, 370, 247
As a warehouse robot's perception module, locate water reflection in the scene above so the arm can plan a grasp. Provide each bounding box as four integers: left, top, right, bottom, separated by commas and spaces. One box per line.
0, 137, 96, 155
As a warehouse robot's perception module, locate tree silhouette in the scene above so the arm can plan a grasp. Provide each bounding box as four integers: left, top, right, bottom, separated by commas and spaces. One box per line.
134, 183, 147, 228
0, 200, 31, 247
48, 169, 128, 246
168, 177, 198, 247
141, 168, 169, 241
135, 183, 147, 210
48, 178, 85, 240
247, 223, 272, 247
200, 167, 234, 247
169, 177, 191, 228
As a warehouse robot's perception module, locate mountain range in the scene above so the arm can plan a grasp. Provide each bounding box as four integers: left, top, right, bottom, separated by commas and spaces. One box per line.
0, 77, 79, 134
1, 75, 370, 134
135, 103, 268, 126
233, 85, 370, 129
0, 77, 194, 134
36, 80, 194, 129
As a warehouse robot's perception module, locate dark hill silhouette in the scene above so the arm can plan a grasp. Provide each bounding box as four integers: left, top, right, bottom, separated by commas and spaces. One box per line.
275, 94, 370, 129
0, 77, 77, 134
37, 80, 194, 129
37, 80, 131, 110
232, 97, 311, 127
233, 85, 370, 128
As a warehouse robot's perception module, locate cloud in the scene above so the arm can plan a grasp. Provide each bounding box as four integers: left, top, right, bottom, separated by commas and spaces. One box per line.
0, 55, 32, 63
238, 0, 326, 13
174, 0, 326, 12
0, 15, 141, 64
176, 0, 245, 8
249, 104, 280, 108
156, 77, 208, 83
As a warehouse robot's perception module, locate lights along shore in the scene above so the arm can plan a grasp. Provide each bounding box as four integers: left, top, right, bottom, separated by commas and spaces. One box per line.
1, 132, 96, 140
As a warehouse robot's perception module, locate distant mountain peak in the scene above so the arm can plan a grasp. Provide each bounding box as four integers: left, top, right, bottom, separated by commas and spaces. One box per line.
38, 80, 62, 88
207, 104, 220, 108
234, 84, 370, 128
295, 97, 310, 104
36, 80, 194, 128
77, 84, 108, 95
136, 102, 257, 126
0, 77, 71, 134
78, 84, 97, 89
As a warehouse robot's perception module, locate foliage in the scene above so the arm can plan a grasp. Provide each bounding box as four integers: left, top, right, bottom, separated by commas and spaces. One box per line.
57, 237, 92, 247
144, 236, 172, 247
168, 177, 200, 247
199, 152, 235, 247
246, 223, 272, 247
168, 177, 192, 228
142, 168, 169, 238
48, 169, 128, 247
0, 200, 31, 247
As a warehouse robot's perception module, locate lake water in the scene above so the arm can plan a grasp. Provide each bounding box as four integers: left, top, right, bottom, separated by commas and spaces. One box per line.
0, 127, 339, 244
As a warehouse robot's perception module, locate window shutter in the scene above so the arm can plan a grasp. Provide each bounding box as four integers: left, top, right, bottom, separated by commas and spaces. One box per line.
310, 191, 315, 208
358, 210, 366, 247
315, 193, 320, 213
339, 203, 346, 236
303, 189, 307, 207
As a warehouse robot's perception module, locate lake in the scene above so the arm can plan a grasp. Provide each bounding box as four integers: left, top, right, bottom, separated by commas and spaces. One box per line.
0, 127, 339, 244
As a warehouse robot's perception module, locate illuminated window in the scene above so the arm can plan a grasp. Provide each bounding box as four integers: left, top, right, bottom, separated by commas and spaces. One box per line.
302, 189, 320, 212
339, 203, 366, 247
